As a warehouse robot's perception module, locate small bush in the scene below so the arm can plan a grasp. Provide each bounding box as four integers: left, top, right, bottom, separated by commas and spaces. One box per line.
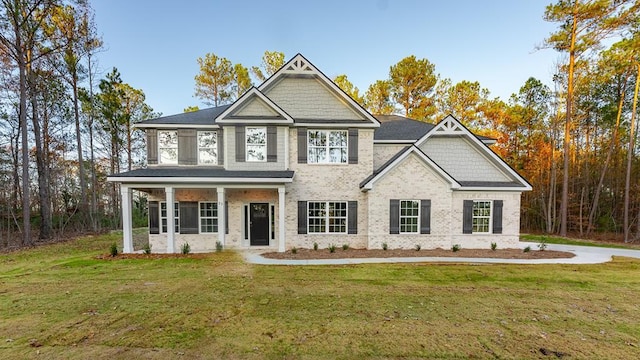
109, 243, 118, 257
538, 241, 548, 251
382, 242, 388, 250
491, 242, 497, 251
523, 246, 531, 253
452, 244, 461, 252
181, 242, 191, 254
215, 241, 223, 252
328, 244, 336, 253
313, 242, 318, 251
415, 244, 421, 251
291, 247, 297, 254
143, 243, 152, 254
342, 244, 349, 251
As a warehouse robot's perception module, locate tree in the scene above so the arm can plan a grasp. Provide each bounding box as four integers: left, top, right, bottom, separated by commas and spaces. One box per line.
232, 63, 252, 99
435, 79, 490, 127
194, 52, 234, 106
364, 80, 394, 115
251, 50, 284, 82
184, 105, 199, 112
544, 0, 640, 236
389, 55, 438, 121
333, 74, 364, 105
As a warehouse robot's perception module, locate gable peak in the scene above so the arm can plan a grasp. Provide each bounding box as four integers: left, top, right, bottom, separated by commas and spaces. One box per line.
284, 54, 315, 73
434, 115, 465, 135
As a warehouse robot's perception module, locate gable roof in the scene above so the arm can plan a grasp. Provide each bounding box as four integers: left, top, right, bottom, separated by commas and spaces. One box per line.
417, 114, 532, 191
216, 87, 294, 124
135, 105, 230, 128
374, 114, 495, 144
360, 145, 460, 191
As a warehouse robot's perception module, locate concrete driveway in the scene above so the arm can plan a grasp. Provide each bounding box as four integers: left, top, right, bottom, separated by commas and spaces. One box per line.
243, 242, 640, 266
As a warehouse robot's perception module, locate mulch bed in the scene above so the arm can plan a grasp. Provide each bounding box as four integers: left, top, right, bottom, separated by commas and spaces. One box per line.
262, 248, 575, 260
96, 253, 213, 260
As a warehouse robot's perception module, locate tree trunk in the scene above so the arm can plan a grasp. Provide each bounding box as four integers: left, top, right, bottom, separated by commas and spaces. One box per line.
17, 32, 31, 247
625, 63, 639, 242
72, 74, 87, 213
87, 52, 98, 232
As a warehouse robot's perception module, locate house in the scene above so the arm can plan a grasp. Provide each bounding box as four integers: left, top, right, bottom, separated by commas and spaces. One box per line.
107, 54, 531, 253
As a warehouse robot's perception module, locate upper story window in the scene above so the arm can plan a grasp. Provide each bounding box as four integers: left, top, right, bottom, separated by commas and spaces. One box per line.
198, 131, 217, 165
472, 200, 491, 233
246, 127, 267, 162
308, 130, 347, 164
158, 130, 178, 164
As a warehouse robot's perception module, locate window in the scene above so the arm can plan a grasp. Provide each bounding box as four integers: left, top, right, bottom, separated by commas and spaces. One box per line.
158, 130, 178, 164
198, 131, 217, 164
307, 130, 347, 164
160, 201, 179, 233
472, 201, 491, 233
400, 200, 420, 233
307, 201, 347, 233
199, 202, 218, 233
246, 127, 266, 162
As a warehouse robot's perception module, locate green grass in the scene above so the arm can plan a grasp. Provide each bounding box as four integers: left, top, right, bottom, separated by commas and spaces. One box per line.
1, 234, 640, 359
522, 233, 640, 249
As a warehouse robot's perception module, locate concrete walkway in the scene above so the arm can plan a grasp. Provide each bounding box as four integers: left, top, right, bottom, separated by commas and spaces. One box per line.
243, 242, 640, 266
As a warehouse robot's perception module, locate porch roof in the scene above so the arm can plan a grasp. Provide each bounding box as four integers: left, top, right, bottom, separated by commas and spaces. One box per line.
107, 167, 295, 184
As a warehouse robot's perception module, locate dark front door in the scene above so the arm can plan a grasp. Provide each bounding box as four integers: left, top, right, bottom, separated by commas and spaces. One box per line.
250, 203, 270, 246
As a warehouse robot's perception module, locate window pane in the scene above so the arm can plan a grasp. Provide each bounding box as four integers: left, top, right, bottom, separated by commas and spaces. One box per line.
246, 128, 266, 144
158, 131, 178, 164
198, 132, 217, 164
472, 201, 491, 233
247, 145, 266, 161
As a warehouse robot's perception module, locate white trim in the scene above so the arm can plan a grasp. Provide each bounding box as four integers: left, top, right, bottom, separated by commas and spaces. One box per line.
245, 126, 267, 162
165, 187, 175, 253
374, 140, 416, 144
106, 176, 294, 184
306, 129, 348, 164
216, 87, 294, 124
292, 123, 379, 128
471, 200, 493, 234
457, 187, 527, 192
136, 123, 220, 129
160, 201, 180, 234
278, 187, 285, 252
158, 130, 178, 165
121, 186, 133, 253
306, 201, 348, 234
257, 54, 380, 127
416, 114, 532, 191
198, 201, 219, 234
361, 146, 460, 191
399, 199, 420, 234
217, 188, 226, 247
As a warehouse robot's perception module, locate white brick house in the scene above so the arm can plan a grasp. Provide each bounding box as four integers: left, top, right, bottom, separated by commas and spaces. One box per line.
107, 54, 531, 253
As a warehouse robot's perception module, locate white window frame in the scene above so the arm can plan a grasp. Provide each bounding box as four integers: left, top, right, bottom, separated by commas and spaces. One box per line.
245, 127, 267, 162
399, 200, 420, 234
158, 130, 178, 164
307, 130, 348, 164
307, 201, 347, 234
198, 201, 218, 233
160, 201, 179, 234
472, 200, 492, 234
197, 131, 218, 165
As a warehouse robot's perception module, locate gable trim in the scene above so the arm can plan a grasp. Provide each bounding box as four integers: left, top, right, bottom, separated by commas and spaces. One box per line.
216, 87, 294, 124
416, 114, 532, 191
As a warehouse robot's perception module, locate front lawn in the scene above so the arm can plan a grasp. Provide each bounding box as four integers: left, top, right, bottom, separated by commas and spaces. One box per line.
1, 234, 639, 359
522, 233, 640, 249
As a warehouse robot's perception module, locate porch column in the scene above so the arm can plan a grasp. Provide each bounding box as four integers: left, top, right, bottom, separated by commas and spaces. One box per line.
165, 186, 175, 253
121, 186, 133, 253
278, 186, 286, 252
217, 187, 226, 247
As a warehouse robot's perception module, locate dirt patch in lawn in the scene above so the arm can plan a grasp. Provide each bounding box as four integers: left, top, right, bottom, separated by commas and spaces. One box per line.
96, 253, 213, 260
262, 248, 575, 260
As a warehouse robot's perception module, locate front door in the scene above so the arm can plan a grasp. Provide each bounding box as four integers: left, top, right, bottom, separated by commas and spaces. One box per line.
250, 203, 270, 246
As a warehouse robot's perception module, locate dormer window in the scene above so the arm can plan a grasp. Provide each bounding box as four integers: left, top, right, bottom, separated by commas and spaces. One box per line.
246, 127, 267, 162
158, 130, 178, 164
307, 130, 347, 164
198, 131, 217, 165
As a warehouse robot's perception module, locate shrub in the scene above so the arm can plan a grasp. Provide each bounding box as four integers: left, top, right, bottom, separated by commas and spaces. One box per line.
382, 242, 388, 250
109, 243, 118, 257
491, 242, 497, 251
538, 240, 548, 251
523, 246, 531, 253
415, 244, 421, 251
313, 242, 318, 251
328, 244, 336, 253
452, 244, 461, 252
181, 242, 191, 254
216, 241, 223, 252
342, 244, 349, 251
291, 247, 297, 254
143, 243, 152, 254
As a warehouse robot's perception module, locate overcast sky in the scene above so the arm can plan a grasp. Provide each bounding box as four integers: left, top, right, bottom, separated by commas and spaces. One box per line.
92, 0, 560, 116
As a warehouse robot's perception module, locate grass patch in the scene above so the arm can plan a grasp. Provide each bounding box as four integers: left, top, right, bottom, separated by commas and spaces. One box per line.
522, 234, 640, 249
1, 233, 640, 358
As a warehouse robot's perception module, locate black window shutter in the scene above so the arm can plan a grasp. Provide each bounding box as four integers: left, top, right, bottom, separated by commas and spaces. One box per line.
389, 199, 399, 234
178, 129, 197, 165
420, 199, 431, 234
179, 202, 198, 234
348, 128, 358, 164
225, 201, 229, 234
297, 128, 307, 163
149, 201, 159, 234
492, 200, 503, 234
235, 126, 245, 162
463, 200, 473, 234
147, 129, 157, 165
267, 126, 277, 162
348, 201, 358, 234
217, 129, 224, 165
297, 201, 307, 234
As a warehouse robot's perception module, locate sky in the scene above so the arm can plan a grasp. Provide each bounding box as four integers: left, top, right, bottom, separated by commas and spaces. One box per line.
91, 0, 561, 117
